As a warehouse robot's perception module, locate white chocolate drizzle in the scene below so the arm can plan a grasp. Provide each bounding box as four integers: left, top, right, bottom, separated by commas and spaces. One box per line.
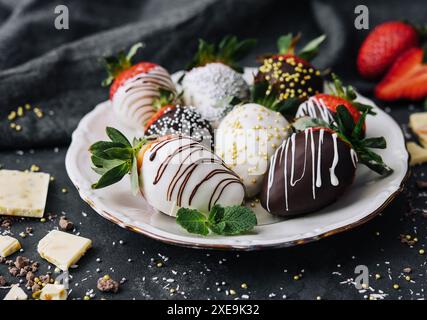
296, 97, 336, 124
266, 128, 357, 212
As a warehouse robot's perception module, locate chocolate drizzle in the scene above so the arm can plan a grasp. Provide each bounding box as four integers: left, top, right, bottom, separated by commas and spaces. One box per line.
296, 97, 336, 124
261, 128, 357, 217
147, 136, 243, 211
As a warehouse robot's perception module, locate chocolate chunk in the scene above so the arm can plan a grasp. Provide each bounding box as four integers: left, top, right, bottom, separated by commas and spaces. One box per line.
416, 180, 427, 189
59, 216, 74, 231
97, 276, 119, 293
14, 256, 29, 269
26, 271, 35, 282
31, 283, 41, 293
1, 218, 12, 229
0, 275, 6, 286
9, 267, 19, 277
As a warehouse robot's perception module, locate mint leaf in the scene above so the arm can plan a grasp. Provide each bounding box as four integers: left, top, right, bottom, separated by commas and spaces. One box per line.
176, 208, 209, 236
176, 205, 257, 236
208, 205, 257, 236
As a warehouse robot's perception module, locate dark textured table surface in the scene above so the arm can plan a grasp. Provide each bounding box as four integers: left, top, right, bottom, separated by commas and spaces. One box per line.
1, 0, 427, 301
0, 103, 426, 300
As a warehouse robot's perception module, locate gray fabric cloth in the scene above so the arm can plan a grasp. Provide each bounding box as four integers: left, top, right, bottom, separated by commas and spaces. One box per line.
0, 0, 425, 149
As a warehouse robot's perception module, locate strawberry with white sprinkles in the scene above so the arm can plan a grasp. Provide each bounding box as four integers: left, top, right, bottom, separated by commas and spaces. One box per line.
181, 36, 256, 125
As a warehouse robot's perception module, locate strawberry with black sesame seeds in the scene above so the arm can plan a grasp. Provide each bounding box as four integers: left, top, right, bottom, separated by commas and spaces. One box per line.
375, 47, 427, 101
255, 33, 326, 102
102, 43, 176, 129
296, 74, 376, 134
144, 89, 214, 149
182, 36, 256, 125
357, 21, 423, 79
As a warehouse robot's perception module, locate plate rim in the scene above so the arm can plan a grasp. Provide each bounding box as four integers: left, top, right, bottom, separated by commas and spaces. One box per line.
66, 98, 410, 251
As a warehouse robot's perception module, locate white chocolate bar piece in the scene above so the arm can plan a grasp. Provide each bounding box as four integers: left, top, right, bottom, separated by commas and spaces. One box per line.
0, 170, 50, 218
3, 285, 28, 300
39, 284, 68, 300
0, 235, 21, 257
407, 142, 427, 166
37, 230, 92, 271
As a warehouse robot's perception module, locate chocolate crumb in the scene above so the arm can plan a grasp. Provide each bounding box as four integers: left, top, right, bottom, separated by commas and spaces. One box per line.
59, 216, 74, 231
0, 276, 6, 286
9, 267, 19, 277
0, 218, 12, 229
97, 276, 119, 293
416, 180, 427, 189
403, 267, 412, 274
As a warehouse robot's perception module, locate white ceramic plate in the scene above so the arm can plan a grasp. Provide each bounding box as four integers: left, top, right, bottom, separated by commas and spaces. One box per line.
65, 70, 409, 250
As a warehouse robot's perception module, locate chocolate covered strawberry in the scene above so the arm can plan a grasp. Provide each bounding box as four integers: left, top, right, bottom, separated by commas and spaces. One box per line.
375, 47, 427, 101
144, 89, 214, 149
90, 129, 244, 217
296, 74, 375, 134
261, 106, 393, 217
255, 33, 326, 102
102, 43, 176, 129
357, 21, 420, 79
182, 36, 256, 125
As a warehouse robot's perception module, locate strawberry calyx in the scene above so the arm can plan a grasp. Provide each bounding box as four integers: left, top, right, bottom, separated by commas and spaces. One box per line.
292, 105, 393, 176
275, 33, 326, 62
250, 80, 301, 119
327, 74, 376, 115
187, 36, 257, 73
102, 42, 145, 87
89, 127, 157, 195
144, 88, 180, 130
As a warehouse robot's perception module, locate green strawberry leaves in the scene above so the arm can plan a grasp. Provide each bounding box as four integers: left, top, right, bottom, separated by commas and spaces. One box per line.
299, 34, 327, 62
176, 205, 257, 236
329, 74, 376, 115
102, 42, 144, 87
276, 33, 326, 61
187, 36, 257, 72
90, 127, 150, 193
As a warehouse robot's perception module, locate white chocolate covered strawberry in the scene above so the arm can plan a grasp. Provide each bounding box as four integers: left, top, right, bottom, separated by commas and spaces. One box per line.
102, 43, 176, 130
90, 129, 245, 217
215, 103, 290, 198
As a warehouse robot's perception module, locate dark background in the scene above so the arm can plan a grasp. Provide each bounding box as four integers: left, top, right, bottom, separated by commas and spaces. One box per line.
0, 0, 426, 300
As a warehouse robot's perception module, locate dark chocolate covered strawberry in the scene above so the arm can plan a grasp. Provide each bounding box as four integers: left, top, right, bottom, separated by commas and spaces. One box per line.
144, 89, 214, 148
260, 106, 393, 217
255, 33, 325, 102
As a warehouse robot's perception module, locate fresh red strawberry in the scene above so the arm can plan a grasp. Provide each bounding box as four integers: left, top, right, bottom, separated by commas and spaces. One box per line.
375, 48, 427, 101
357, 21, 419, 79
255, 33, 326, 101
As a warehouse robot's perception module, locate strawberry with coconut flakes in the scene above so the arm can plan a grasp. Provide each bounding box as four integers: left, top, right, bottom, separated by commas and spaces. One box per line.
144, 89, 214, 149
375, 47, 427, 101
261, 106, 393, 217
255, 33, 326, 102
181, 36, 256, 125
296, 74, 376, 134
89, 130, 244, 217
357, 21, 420, 79
102, 43, 176, 130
